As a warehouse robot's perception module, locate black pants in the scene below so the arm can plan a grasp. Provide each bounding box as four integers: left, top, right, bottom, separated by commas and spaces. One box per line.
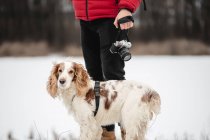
80, 19, 125, 131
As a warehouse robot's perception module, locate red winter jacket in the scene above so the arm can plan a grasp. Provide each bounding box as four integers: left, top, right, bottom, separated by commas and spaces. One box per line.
72, 0, 141, 21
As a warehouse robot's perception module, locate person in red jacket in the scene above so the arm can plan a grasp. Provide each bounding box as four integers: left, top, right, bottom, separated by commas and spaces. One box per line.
71, 0, 142, 139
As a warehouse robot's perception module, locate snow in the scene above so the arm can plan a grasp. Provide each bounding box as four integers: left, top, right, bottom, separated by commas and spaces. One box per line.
0, 56, 210, 140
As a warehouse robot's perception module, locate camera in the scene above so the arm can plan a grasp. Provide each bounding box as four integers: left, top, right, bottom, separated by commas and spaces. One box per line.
109, 16, 134, 61
110, 40, 132, 61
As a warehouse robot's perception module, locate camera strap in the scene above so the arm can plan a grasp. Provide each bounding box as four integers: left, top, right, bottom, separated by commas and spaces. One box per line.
118, 16, 134, 25
115, 16, 134, 42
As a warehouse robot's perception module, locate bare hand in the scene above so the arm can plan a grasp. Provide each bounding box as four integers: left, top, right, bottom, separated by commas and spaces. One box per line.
114, 9, 133, 30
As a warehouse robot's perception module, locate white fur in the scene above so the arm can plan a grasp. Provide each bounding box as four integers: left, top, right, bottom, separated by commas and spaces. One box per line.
47, 61, 161, 140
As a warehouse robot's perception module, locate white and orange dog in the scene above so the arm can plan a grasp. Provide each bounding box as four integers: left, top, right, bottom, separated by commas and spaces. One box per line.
47, 60, 161, 140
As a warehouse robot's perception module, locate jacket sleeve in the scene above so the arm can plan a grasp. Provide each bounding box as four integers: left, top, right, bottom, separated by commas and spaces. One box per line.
118, 0, 142, 13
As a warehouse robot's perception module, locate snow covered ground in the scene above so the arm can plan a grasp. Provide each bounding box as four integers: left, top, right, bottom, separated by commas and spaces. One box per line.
0, 56, 210, 140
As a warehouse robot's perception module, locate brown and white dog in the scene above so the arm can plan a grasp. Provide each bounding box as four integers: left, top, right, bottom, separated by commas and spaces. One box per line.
46, 60, 161, 140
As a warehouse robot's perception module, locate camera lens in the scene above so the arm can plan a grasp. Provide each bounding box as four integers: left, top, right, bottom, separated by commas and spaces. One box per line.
119, 48, 131, 61
122, 52, 131, 61
123, 53, 131, 61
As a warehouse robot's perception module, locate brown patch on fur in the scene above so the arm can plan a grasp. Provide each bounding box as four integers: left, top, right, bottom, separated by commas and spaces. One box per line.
100, 87, 108, 97
58, 63, 65, 72
46, 63, 64, 98
141, 89, 160, 103
120, 127, 126, 140
100, 87, 118, 110
85, 88, 95, 104
111, 91, 118, 100
73, 63, 90, 96
141, 90, 154, 103
84, 83, 119, 109
141, 89, 161, 119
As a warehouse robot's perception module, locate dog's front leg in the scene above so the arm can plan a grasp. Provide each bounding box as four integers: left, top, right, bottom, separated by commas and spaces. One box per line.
95, 126, 102, 140
80, 123, 101, 140
80, 124, 90, 140
89, 117, 102, 140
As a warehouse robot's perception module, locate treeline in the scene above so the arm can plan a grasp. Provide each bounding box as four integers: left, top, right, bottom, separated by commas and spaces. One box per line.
0, 0, 209, 50
0, 0, 78, 50
137, 0, 210, 43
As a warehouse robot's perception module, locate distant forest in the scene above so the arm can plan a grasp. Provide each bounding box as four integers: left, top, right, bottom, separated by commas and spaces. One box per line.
0, 0, 210, 50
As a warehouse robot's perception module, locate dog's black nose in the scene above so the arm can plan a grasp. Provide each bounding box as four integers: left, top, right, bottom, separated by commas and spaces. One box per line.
59, 79, 66, 84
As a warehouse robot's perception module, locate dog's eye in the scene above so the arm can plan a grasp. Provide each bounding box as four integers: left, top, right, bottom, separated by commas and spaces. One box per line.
58, 69, 63, 73
69, 70, 74, 74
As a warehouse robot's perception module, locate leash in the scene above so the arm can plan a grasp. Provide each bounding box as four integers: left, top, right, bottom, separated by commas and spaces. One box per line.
94, 81, 100, 116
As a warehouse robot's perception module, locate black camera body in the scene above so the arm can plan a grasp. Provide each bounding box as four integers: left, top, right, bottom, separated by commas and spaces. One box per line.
110, 40, 132, 61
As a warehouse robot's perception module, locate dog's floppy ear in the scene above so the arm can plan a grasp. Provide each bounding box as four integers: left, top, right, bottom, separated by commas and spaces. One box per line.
73, 63, 90, 96
47, 63, 60, 98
